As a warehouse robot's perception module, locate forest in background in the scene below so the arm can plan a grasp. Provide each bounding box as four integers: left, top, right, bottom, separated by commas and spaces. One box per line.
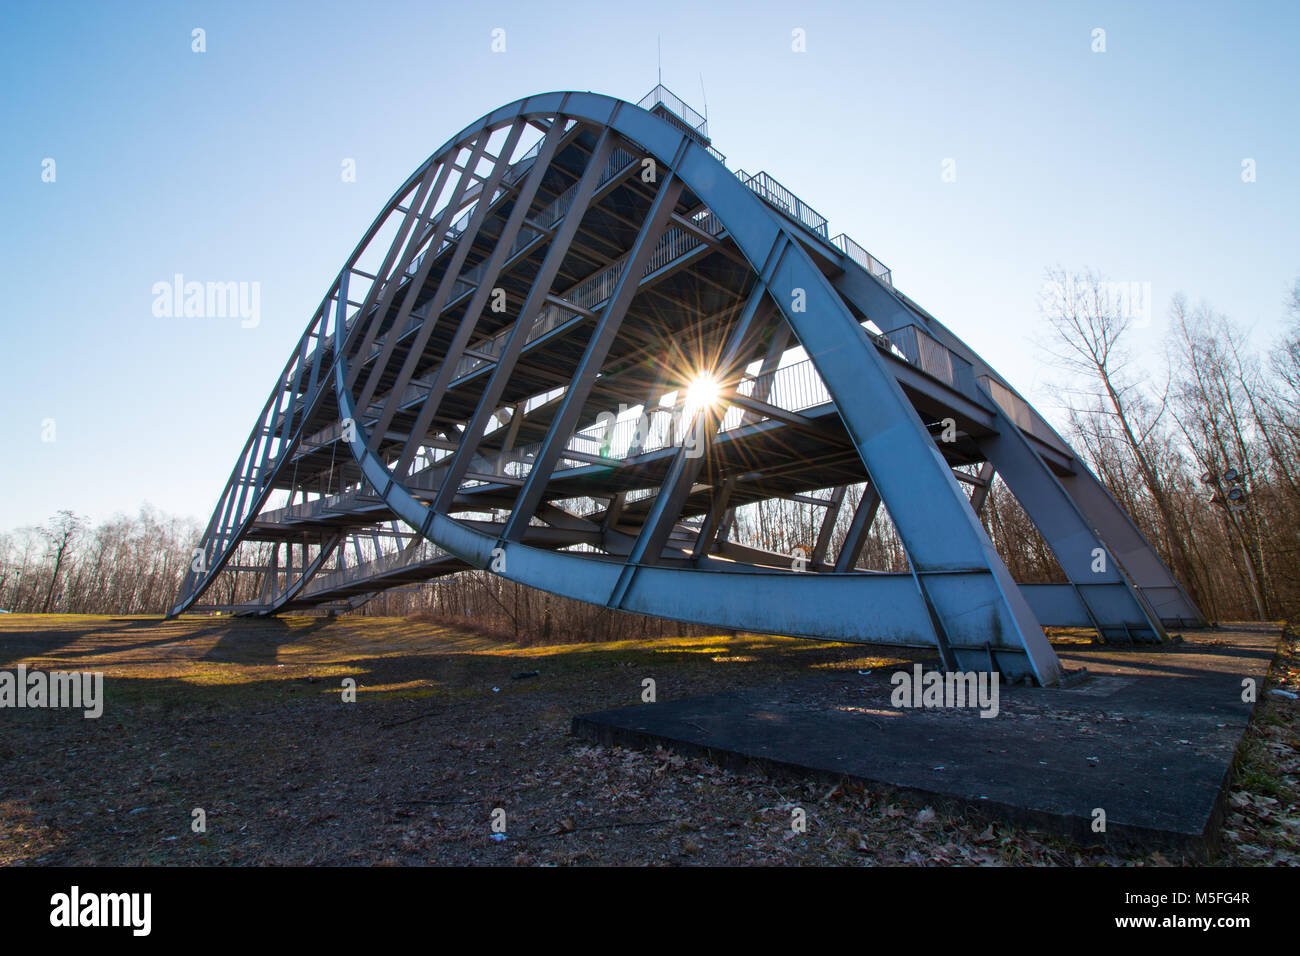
4, 270, 1298, 639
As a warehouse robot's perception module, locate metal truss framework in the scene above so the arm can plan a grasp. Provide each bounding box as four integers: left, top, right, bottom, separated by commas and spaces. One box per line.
170, 88, 1204, 685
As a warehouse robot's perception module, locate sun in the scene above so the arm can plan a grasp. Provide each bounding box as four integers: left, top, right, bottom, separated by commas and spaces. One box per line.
683, 373, 723, 417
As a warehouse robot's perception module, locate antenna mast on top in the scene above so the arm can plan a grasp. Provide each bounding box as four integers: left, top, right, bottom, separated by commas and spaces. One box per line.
657, 35, 662, 86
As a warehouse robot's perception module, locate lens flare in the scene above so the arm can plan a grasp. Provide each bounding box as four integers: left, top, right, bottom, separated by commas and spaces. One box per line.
683, 374, 722, 417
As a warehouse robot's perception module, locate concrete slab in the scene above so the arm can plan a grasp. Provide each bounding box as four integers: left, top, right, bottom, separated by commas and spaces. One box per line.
573, 624, 1284, 855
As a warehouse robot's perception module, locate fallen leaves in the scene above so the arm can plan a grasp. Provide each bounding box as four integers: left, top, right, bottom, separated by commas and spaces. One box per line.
1, 618, 1295, 867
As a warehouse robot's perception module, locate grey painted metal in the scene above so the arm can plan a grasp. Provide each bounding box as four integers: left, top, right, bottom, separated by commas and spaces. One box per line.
811, 486, 847, 568
502, 157, 688, 540
172, 88, 1204, 686
834, 484, 881, 573
691, 474, 736, 565
974, 381, 1168, 642
379, 126, 522, 466
433, 125, 612, 514
607, 280, 769, 606
968, 461, 996, 515
351, 159, 457, 410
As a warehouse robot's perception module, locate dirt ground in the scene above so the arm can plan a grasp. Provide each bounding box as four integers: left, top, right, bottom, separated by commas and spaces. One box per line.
0, 614, 1295, 866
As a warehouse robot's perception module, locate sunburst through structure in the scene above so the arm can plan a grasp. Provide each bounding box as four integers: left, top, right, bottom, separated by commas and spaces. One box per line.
170, 87, 1203, 685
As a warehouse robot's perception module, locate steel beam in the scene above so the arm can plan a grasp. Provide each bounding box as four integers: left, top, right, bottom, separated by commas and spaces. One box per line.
502, 153, 687, 541
176, 90, 1201, 688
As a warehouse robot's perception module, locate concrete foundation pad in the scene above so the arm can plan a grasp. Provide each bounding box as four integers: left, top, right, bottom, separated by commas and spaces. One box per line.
573, 625, 1284, 854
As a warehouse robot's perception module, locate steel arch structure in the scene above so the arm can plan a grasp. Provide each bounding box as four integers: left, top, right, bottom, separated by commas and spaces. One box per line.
170, 88, 1203, 685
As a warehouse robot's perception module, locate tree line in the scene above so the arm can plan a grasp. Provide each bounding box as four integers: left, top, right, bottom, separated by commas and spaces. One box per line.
0, 506, 200, 616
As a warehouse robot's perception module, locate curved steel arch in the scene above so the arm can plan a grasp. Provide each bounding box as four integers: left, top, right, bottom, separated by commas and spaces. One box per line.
171, 89, 1203, 685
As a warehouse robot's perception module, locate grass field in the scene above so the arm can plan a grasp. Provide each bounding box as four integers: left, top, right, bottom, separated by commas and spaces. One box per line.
0, 614, 1295, 866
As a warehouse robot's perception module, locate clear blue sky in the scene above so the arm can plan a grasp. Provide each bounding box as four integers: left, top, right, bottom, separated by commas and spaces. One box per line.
2, 0, 1296, 532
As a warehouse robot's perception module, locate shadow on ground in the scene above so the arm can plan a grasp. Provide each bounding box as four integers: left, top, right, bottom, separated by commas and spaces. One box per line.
0, 615, 1294, 866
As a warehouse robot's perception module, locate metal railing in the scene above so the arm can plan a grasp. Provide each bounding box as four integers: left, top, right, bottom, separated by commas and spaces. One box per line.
260, 484, 378, 526
733, 358, 832, 417
448, 257, 630, 381
832, 233, 892, 287
979, 375, 1032, 430
634, 86, 727, 162
734, 173, 893, 290
879, 323, 974, 396
449, 204, 726, 382
976, 374, 1058, 445
277, 327, 985, 530
302, 537, 449, 597
644, 207, 724, 274
461, 355, 842, 483
734, 169, 830, 239
398, 123, 581, 284
638, 85, 709, 138
369, 145, 644, 369
373, 328, 978, 493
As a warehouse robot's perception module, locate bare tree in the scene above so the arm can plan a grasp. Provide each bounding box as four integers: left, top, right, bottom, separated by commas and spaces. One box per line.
1167, 297, 1270, 617
1039, 267, 1205, 610
39, 510, 82, 613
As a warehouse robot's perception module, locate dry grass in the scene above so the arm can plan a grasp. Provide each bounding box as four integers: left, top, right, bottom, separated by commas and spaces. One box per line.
0, 614, 1293, 866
